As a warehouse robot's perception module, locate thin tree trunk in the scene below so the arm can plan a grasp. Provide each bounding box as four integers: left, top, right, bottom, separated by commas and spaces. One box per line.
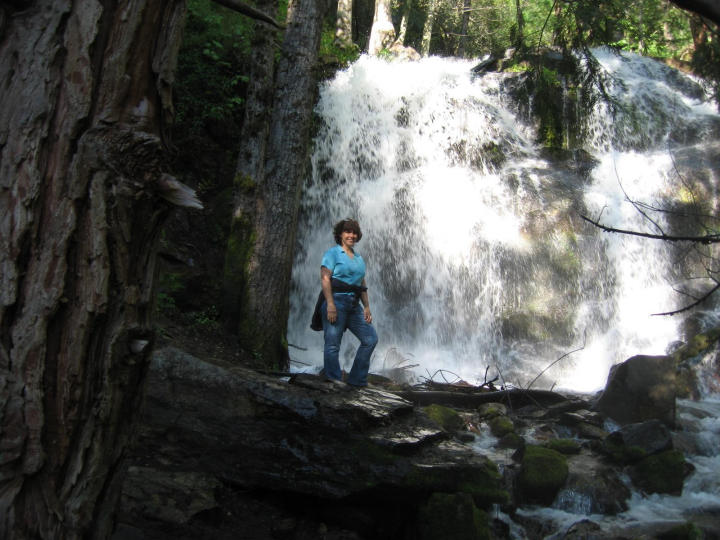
368, 0, 396, 55
335, 0, 354, 46
0, 1, 188, 538
234, 0, 331, 369
420, 0, 437, 56
397, 0, 412, 46
456, 0, 471, 57
222, 0, 278, 329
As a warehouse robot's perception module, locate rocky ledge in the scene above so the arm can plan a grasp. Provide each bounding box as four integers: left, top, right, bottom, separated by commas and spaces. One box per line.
113, 339, 720, 540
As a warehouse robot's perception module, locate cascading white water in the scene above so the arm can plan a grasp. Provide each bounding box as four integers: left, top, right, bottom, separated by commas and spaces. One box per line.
288, 48, 720, 393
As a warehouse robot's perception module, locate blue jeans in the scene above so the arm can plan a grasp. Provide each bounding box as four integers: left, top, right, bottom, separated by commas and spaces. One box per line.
322, 293, 378, 386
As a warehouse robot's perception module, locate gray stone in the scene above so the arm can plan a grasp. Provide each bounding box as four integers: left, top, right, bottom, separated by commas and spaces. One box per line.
594, 355, 676, 427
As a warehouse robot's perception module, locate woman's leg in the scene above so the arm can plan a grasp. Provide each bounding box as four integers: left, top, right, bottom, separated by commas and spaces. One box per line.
322, 296, 348, 381
345, 303, 378, 387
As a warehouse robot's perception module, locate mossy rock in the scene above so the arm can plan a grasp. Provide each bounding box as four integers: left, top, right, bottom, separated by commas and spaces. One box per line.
405, 458, 508, 509
657, 522, 704, 540
477, 402, 507, 419
631, 450, 687, 495
672, 326, 720, 362
518, 445, 569, 504
497, 432, 524, 449
489, 415, 514, 437
417, 492, 490, 540
602, 438, 648, 464
545, 438, 581, 455
423, 404, 465, 432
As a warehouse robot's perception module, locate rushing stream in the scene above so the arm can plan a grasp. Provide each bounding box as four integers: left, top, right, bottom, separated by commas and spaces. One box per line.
287, 48, 720, 537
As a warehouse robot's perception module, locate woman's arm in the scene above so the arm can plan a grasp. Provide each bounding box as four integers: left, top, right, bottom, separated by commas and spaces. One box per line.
360, 278, 372, 323
321, 267, 337, 323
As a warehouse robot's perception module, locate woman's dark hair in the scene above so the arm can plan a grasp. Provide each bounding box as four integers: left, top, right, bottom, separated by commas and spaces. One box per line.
333, 218, 362, 244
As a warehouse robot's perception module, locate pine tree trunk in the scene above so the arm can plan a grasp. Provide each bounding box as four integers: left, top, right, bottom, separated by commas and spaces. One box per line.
0, 1, 187, 538
335, 0, 354, 46
420, 0, 437, 56
233, 0, 331, 369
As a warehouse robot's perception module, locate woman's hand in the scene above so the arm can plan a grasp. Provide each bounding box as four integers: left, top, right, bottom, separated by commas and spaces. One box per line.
363, 306, 372, 323
326, 303, 337, 323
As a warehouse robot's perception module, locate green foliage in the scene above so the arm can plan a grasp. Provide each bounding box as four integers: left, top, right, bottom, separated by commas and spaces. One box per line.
319, 25, 361, 67
172, 0, 253, 187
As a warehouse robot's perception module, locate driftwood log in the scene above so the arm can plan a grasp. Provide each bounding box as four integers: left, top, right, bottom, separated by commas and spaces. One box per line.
392, 388, 569, 409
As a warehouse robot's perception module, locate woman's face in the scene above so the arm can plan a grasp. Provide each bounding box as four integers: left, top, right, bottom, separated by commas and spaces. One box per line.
340, 229, 358, 248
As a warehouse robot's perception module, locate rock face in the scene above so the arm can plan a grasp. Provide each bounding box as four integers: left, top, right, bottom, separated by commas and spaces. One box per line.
116, 348, 505, 538
595, 355, 677, 427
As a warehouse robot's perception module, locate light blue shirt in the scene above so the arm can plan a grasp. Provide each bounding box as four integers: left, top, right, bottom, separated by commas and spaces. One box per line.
321, 245, 366, 287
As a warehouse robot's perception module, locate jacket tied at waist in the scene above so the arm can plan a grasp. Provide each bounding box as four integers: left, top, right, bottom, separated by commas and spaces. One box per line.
310, 278, 367, 331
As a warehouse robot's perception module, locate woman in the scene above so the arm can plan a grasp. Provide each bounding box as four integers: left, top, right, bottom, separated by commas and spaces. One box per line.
320, 218, 378, 387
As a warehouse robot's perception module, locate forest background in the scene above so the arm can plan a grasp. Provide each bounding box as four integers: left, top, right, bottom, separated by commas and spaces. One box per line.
163, 0, 720, 371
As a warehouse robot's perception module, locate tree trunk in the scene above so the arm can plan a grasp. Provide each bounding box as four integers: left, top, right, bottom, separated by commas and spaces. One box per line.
335, 0, 354, 46
232, 0, 331, 369
0, 1, 188, 538
456, 0, 471, 57
222, 0, 278, 329
368, 0, 396, 55
420, 0, 437, 56
397, 0, 412, 46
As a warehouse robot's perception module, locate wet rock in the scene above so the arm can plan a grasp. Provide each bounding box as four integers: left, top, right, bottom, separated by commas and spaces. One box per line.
561, 519, 605, 539
554, 452, 630, 514
517, 445, 569, 505
489, 415, 515, 437
416, 492, 489, 540
629, 449, 690, 495
607, 419, 673, 456
595, 355, 676, 427
545, 438, 581, 455
477, 402, 507, 418
119, 348, 507, 536
423, 403, 465, 432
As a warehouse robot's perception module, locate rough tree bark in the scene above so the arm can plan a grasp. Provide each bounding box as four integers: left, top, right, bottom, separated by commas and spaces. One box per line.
230, 0, 332, 369
0, 1, 192, 538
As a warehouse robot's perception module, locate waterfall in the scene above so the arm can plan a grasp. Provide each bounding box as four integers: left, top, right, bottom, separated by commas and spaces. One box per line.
288, 48, 720, 393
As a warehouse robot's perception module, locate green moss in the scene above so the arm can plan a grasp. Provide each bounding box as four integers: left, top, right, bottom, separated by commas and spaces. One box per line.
477, 403, 506, 419
405, 459, 507, 509
672, 326, 720, 362
497, 432, 524, 449
518, 445, 569, 504
423, 404, 465, 432
657, 522, 704, 540
545, 438, 581, 455
489, 415, 514, 437
631, 450, 687, 495
417, 493, 490, 540
602, 438, 648, 464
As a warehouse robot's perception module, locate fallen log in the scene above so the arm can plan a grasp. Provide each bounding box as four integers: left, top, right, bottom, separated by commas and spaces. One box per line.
392, 388, 569, 409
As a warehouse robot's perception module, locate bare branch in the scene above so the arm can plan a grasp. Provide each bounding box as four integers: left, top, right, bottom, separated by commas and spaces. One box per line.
211, 0, 285, 29
652, 282, 720, 316
526, 332, 586, 391
580, 214, 720, 244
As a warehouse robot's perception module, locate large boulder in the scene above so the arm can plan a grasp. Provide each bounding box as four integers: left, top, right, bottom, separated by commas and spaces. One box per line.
117, 348, 507, 537
595, 355, 677, 427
